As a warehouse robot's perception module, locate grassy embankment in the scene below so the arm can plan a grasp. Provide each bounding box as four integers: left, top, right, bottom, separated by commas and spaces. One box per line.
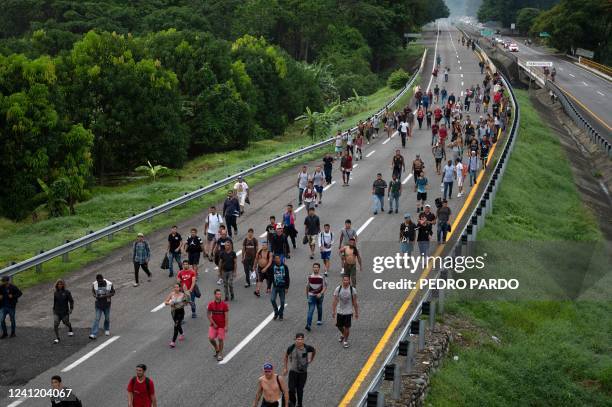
427, 89, 612, 406
0, 46, 423, 289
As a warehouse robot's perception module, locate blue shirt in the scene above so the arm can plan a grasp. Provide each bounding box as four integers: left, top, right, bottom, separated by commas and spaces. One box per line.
416, 177, 428, 193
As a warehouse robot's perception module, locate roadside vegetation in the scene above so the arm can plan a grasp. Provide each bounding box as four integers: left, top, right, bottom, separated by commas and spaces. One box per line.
427, 90, 612, 406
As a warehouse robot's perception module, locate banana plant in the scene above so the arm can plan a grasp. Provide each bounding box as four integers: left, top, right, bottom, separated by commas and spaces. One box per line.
134, 160, 172, 182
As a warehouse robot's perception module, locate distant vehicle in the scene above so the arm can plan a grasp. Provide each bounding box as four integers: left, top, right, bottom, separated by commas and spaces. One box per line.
495, 37, 504, 44
508, 43, 519, 52
503, 41, 511, 49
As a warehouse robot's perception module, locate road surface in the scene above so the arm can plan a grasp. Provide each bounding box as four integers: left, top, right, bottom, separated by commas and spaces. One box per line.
2, 23, 498, 407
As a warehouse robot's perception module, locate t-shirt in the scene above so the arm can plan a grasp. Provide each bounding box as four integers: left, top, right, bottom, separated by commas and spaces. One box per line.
443, 165, 454, 182
298, 172, 309, 189
335, 135, 343, 147
177, 269, 196, 291
437, 206, 451, 223
334, 285, 356, 315
206, 213, 222, 235
216, 236, 232, 252
304, 215, 320, 236
286, 344, 316, 373
234, 181, 248, 193
186, 236, 203, 253
127, 377, 155, 407
389, 179, 401, 195
400, 222, 416, 242
307, 274, 326, 296
303, 188, 316, 203
168, 232, 182, 252
219, 251, 237, 272
312, 171, 325, 187
416, 177, 428, 193
208, 300, 229, 327
373, 179, 387, 196
400, 122, 408, 133
319, 231, 333, 252
392, 156, 404, 169
455, 162, 464, 178
243, 237, 258, 259
340, 228, 356, 246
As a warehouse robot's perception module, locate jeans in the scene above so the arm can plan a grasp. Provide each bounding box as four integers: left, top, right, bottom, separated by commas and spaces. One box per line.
418, 240, 430, 257
168, 251, 181, 276
288, 370, 308, 407
243, 258, 254, 286
437, 222, 450, 243
298, 188, 304, 205
306, 295, 324, 327
389, 194, 400, 212
443, 181, 453, 200
134, 262, 151, 284
271, 286, 286, 317
372, 194, 384, 213
223, 271, 234, 299
190, 289, 197, 314
172, 308, 184, 342
0, 306, 16, 335
400, 132, 406, 147
470, 169, 477, 186
400, 241, 414, 254
91, 306, 110, 337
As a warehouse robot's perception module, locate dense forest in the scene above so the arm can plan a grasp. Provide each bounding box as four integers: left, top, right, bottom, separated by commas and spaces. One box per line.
477, 0, 610, 63
0, 0, 449, 220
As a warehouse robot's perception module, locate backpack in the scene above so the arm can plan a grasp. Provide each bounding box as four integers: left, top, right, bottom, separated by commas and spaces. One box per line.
130, 376, 151, 397
336, 284, 354, 299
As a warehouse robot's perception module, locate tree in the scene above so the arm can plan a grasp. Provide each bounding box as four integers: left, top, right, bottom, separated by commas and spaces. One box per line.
134, 161, 172, 182
34, 178, 69, 218
296, 104, 341, 141
517, 8, 542, 35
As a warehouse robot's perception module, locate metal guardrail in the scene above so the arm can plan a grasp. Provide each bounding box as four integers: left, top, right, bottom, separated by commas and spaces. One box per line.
0, 50, 428, 279
578, 57, 612, 77
357, 31, 521, 406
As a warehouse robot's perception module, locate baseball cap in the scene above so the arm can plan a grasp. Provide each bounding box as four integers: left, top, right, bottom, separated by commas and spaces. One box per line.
263, 363, 273, 371
425, 204, 431, 208
137, 232, 144, 237
404, 213, 411, 219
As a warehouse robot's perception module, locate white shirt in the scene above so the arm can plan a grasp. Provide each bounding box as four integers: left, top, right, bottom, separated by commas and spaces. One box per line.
335, 135, 343, 147
455, 162, 464, 177
234, 181, 248, 194
400, 121, 408, 132
345, 133, 353, 146
206, 213, 223, 235
319, 231, 334, 252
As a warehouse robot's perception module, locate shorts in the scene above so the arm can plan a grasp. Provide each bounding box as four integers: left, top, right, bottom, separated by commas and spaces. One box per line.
321, 251, 331, 260
435, 158, 442, 165
417, 192, 427, 201
188, 252, 201, 265
457, 176, 463, 187
307, 235, 317, 246
335, 146, 343, 153
314, 185, 323, 194
208, 326, 226, 340
257, 267, 271, 282
207, 233, 216, 242
336, 313, 352, 329
261, 401, 280, 407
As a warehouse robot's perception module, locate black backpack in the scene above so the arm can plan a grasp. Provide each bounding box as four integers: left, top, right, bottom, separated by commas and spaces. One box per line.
435, 198, 443, 209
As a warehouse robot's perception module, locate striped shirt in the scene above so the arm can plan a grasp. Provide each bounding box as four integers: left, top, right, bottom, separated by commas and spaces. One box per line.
307, 274, 327, 296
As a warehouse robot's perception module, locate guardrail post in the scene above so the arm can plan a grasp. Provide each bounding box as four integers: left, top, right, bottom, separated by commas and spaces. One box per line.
366, 391, 384, 407
148, 206, 154, 223
392, 364, 401, 400
85, 230, 94, 250
399, 339, 414, 374
429, 301, 436, 330
418, 319, 426, 350
108, 222, 116, 241
36, 250, 44, 272
62, 240, 70, 262
128, 214, 136, 232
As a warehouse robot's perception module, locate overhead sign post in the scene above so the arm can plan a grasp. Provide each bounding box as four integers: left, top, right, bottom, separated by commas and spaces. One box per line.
539, 32, 551, 38
526, 61, 553, 67
403, 33, 422, 38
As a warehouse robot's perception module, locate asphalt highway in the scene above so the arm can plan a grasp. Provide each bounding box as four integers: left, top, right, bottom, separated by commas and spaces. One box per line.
2, 23, 494, 407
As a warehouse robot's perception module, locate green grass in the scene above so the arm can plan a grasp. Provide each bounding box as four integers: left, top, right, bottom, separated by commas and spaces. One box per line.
426, 90, 612, 407
0, 65, 421, 289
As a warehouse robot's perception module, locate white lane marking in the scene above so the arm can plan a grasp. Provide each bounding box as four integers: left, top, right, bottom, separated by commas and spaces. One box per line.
382, 138, 391, 145
461, 91, 464, 97
459, 66, 462, 70
323, 180, 336, 191
391, 131, 397, 138
219, 305, 286, 364
62, 336, 120, 372
402, 173, 414, 185
353, 164, 359, 168
151, 302, 165, 312
366, 150, 376, 158
569, 73, 575, 78
295, 205, 305, 213
356, 216, 375, 235
582, 81, 588, 86
7, 397, 26, 407
461, 81, 464, 87
460, 74, 464, 78
597, 91, 604, 96
259, 231, 267, 238
426, 22, 441, 93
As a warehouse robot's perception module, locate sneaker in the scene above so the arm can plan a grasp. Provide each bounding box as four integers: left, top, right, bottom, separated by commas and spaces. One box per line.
324, 272, 328, 277
340, 268, 344, 274
191, 313, 197, 319
231, 295, 235, 301
279, 315, 284, 321
89, 335, 96, 340
273, 314, 278, 320
178, 335, 185, 341
53, 338, 60, 344
388, 210, 393, 214
457, 193, 461, 198
373, 212, 378, 215
217, 354, 224, 361
217, 278, 223, 285
168, 273, 173, 278
309, 255, 314, 260
305, 325, 311, 332
104, 330, 110, 336
316, 321, 323, 326
338, 335, 344, 342
169, 341, 176, 348
133, 283, 139, 287
343, 341, 350, 348
68, 331, 74, 337
244, 283, 250, 288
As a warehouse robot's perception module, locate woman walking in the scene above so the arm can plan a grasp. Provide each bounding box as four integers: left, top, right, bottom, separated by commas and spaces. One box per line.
164, 284, 190, 348
53, 279, 74, 344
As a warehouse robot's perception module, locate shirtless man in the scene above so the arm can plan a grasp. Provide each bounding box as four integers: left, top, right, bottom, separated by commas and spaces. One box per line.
254, 243, 273, 297
339, 238, 362, 287
253, 363, 289, 407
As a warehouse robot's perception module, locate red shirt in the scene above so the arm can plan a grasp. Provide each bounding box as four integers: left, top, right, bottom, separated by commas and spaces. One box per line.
439, 127, 448, 140
177, 269, 196, 291
208, 300, 229, 328
434, 108, 442, 120
127, 377, 155, 407
342, 155, 353, 170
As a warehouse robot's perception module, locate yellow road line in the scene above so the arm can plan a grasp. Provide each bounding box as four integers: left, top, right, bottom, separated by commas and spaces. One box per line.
554, 82, 612, 132
339, 128, 504, 406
